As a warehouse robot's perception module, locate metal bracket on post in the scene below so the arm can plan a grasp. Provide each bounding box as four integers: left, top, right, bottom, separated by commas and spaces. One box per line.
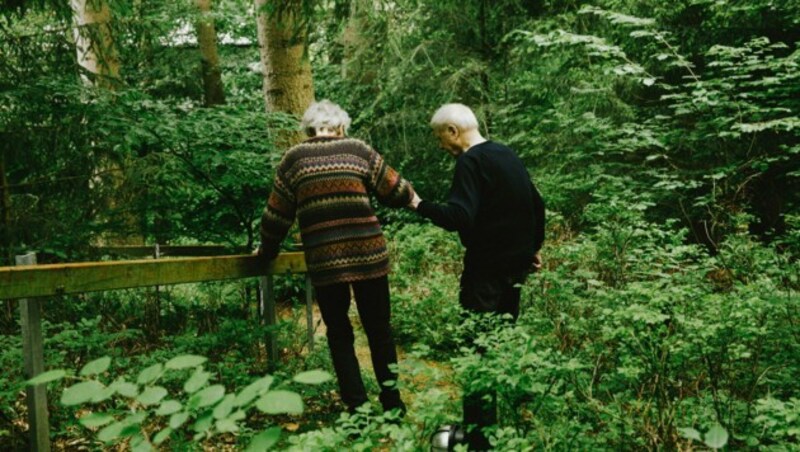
259, 275, 278, 369
16, 252, 51, 452
305, 275, 314, 351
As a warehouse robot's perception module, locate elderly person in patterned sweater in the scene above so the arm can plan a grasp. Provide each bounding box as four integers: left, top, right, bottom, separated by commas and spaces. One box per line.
257, 100, 414, 415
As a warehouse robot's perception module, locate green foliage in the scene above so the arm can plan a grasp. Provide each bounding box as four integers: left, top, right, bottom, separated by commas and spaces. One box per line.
29, 354, 331, 449
434, 208, 799, 449
387, 223, 463, 355
504, 0, 799, 241
2, 0, 799, 450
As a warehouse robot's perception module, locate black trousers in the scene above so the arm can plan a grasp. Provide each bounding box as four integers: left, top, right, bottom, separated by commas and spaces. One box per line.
314, 275, 403, 412
459, 270, 527, 450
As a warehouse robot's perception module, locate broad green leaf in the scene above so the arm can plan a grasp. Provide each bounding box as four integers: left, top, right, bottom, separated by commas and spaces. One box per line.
27, 370, 67, 386
80, 356, 111, 377
213, 394, 236, 419
153, 427, 173, 445
97, 412, 145, 443
111, 380, 139, 398
169, 412, 190, 429
165, 355, 207, 370
155, 400, 182, 416
98, 421, 126, 443
293, 370, 332, 385
130, 433, 153, 452
255, 390, 303, 415
61, 380, 106, 406
137, 364, 163, 385
136, 386, 168, 406
678, 427, 702, 441
79, 412, 115, 428
215, 418, 238, 433
92, 385, 116, 403
190, 385, 225, 409
245, 427, 281, 452
193, 411, 214, 433
234, 376, 274, 407
183, 368, 211, 394
704, 424, 729, 449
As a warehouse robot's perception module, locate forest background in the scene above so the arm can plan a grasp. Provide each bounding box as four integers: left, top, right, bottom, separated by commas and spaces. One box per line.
0, 0, 799, 450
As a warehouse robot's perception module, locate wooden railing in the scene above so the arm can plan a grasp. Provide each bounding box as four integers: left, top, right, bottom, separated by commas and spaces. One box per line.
0, 249, 313, 452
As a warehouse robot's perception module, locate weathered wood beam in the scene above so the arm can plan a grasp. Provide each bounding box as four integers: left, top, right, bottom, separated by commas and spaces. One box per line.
92, 245, 248, 257
0, 253, 306, 300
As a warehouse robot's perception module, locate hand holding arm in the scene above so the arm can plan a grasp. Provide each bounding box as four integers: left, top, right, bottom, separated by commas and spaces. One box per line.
529, 251, 542, 273
409, 192, 422, 210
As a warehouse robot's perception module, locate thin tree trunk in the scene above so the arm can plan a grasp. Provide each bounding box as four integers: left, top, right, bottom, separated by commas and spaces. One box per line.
1, 150, 14, 332
0, 150, 11, 265
341, 0, 372, 81
478, 0, 492, 134
72, 0, 143, 246
195, 0, 226, 106
71, 0, 120, 88
255, 0, 314, 146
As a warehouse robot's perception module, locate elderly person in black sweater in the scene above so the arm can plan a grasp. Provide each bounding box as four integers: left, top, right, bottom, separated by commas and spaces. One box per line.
410, 103, 545, 450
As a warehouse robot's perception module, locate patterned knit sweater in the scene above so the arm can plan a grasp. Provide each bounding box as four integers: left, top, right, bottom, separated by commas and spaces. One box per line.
259, 136, 415, 286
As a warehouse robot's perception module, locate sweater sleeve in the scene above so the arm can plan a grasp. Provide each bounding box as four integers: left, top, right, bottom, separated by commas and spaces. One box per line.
259, 168, 296, 259
531, 180, 545, 252
366, 147, 415, 208
416, 155, 481, 232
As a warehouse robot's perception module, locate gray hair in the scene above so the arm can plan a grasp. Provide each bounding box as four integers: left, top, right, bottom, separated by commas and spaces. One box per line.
430, 103, 479, 131
301, 100, 352, 136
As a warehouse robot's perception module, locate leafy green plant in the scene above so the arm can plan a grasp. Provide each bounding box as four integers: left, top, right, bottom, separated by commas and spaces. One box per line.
678, 424, 729, 450
27, 354, 331, 450
752, 397, 800, 446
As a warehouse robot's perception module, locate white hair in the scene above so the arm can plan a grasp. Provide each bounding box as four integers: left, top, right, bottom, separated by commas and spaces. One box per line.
430, 103, 479, 131
301, 100, 352, 136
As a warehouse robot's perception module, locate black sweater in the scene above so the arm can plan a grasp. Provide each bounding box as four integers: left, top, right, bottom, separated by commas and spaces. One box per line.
417, 141, 545, 276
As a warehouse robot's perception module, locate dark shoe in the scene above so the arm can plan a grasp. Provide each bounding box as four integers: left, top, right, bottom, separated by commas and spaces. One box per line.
379, 388, 405, 412
382, 399, 406, 416
382, 400, 406, 425
466, 426, 491, 450
347, 401, 372, 415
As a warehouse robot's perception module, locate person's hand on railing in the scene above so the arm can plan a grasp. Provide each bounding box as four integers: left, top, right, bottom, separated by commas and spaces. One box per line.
253, 244, 271, 264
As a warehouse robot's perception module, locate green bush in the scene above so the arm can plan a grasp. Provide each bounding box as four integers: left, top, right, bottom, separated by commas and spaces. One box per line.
27, 354, 332, 450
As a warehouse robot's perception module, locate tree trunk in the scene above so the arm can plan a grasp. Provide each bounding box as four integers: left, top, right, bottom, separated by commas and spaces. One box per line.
71, 0, 120, 88
72, 0, 143, 247
195, 0, 226, 106
1, 150, 14, 333
0, 150, 11, 265
341, 0, 372, 81
478, 0, 493, 134
255, 0, 315, 146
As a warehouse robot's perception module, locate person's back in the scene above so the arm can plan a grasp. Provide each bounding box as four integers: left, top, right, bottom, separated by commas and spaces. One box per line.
258, 100, 412, 415
411, 102, 545, 450
273, 136, 408, 286
455, 141, 537, 277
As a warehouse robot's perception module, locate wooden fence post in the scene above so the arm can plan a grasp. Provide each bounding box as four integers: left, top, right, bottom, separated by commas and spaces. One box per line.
305, 275, 314, 351
16, 252, 51, 452
259, 275, 278, 369
146, 244, 161, 340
